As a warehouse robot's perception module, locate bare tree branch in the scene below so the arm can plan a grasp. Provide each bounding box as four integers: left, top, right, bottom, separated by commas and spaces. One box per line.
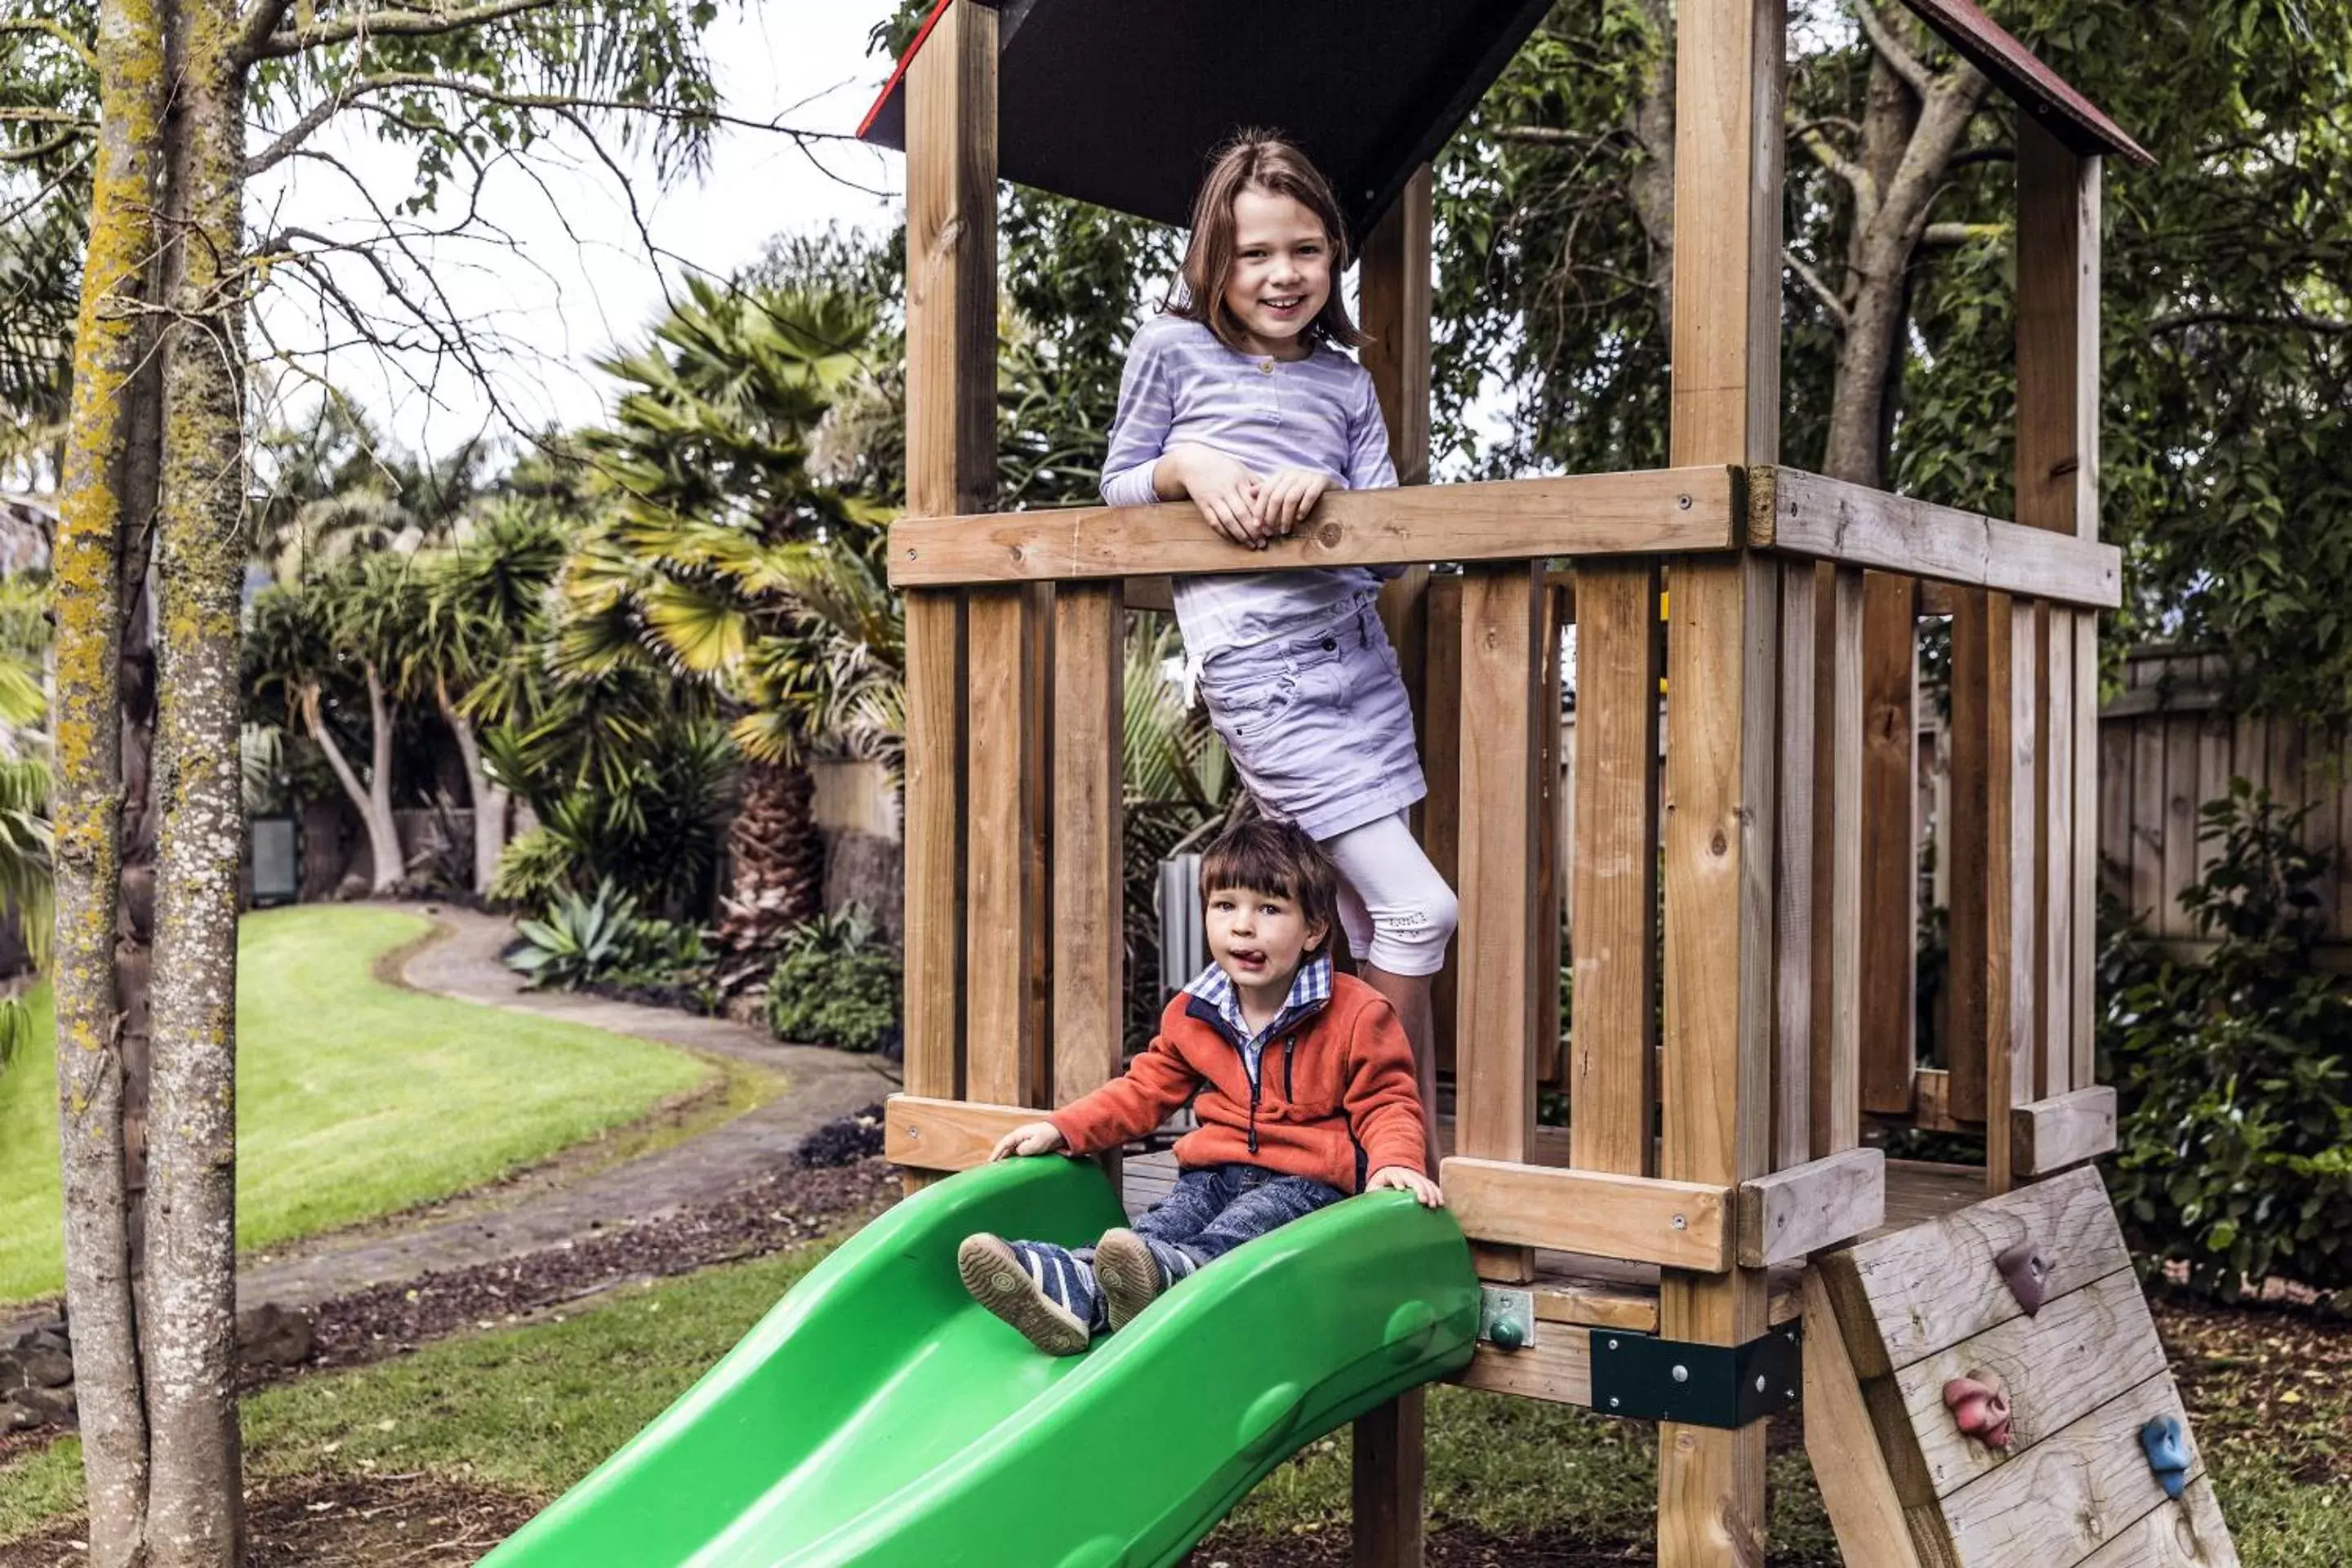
242, 0, 563, 63
1918, 220, 2002, 247
0, 107, 96, 128
0, 128, 87, 165
243, 70, 863, 178
1853, 0, 1936, 99
1493, 125, 1604, 148
2150, 306, 2352, 336
0, 16, 97, 69
1785, 249, 1851, 329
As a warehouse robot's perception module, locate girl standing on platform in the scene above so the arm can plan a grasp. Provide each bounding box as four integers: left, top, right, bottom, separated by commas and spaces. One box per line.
1100, 131, 1456, 1153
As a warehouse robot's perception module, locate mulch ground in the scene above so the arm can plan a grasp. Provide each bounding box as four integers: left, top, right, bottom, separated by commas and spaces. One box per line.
0, 1472, 540, 1567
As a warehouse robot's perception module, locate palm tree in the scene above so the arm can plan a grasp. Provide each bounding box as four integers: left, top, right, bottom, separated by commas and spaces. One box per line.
0, 572, 54, 1072
569, 274, 890, 957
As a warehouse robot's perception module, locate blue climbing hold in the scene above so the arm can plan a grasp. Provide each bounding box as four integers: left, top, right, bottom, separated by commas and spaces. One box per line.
2140, 1414, 2190, 1499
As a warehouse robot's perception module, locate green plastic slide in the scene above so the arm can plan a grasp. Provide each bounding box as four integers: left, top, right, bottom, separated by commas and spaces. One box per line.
480, 1155, 1479, 1568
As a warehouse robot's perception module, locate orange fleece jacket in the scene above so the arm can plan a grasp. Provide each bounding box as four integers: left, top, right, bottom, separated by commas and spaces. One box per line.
1047, 972, 1428, 1192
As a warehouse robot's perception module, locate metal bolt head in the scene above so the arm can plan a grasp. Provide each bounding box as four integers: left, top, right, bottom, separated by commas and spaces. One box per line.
1677, 492, 1693, 510
1607, 1339, 1619, 1351
1672, 1214, 1687, 1230
1608, 1396, 1620, 1409
1755, 1374, 1769, 1393
1672, 1365, 1690, 1383
1785, 1388, 1797, 1401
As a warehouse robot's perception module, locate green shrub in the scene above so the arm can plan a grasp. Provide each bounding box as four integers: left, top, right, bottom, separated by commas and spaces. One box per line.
507, 880, 642, 991
2103, 781, 2352, 1306
766, 904, 901, 1054
489, 826, 579, 914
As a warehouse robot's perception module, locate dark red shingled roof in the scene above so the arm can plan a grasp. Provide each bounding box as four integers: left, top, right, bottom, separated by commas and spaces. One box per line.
1904, 0, 2153, 165
858, 0, 2150, 234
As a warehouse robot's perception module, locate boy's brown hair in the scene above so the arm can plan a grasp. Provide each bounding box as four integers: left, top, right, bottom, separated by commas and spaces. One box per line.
1200, 817, 1343, 956
1171, 130, 1366, 354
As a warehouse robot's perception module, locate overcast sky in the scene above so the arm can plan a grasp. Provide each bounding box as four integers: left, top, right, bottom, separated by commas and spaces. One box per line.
247, 2, 907, 461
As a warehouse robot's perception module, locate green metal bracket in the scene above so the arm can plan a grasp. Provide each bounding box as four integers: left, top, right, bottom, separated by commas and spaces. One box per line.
1588, 1321, 1802, 1429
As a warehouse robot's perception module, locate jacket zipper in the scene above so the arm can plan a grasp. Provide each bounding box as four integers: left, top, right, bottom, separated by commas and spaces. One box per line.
1283, 1036, 1297, 1103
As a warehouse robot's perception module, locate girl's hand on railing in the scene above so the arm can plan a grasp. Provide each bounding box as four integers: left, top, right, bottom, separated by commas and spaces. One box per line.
1159, 443, 1271, 548
990, 1120, 1068, 1160
1368, 1165, 1444, 1208
1257, 468, 1334, 536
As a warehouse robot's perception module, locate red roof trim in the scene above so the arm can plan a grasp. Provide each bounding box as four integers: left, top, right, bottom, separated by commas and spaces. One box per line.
856, 0, 954, 141
1901, 0, 2153, 166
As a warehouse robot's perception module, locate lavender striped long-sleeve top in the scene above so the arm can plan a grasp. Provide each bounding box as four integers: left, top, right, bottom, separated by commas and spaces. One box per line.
1099, 314, 1400, 657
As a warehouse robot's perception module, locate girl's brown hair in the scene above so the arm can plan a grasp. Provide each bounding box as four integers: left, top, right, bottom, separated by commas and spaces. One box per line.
1171, 130, 1365, 354
1199, 817, 1343, 957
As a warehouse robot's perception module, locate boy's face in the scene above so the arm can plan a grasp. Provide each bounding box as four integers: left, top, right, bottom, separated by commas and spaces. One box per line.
1205, 883, 1328, 993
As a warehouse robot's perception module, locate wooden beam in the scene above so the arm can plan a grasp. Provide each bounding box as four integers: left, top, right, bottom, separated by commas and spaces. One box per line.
1448, 1330, 1594, 1407
1811, 565, 1865, 1154
1454, 562, 1548, 1283
884, 1094, 1034, 1173
1355, 157, 1433, 1568
1734, 1147, 1883, 1267
1051, 582, 1124, 1111
1659, 0, 1784, 1553
2016, 119, 2101, 546
887, 468, 1740, 586
1988, 598, 2039, 1193
2039, 606, 2075, 1097
1749, 467, 2123, 609
1570, 562, 1663, 1177
1799, 1271, 1925, 1568
1441, 1157, 1734, 1272
2011, 1085, 2118, 1176
897, 0, 996, 1150
1946, 590, 1993, 1129
1858, 572, 1918, 1117
1423, 575, 1463, 1075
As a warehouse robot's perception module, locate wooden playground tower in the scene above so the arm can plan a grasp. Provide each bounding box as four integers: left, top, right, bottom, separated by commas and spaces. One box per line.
862, 2, 2238, 1563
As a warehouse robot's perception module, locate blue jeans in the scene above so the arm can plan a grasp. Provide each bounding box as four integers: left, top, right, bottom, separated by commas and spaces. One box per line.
1129, 1164, 1345, 1274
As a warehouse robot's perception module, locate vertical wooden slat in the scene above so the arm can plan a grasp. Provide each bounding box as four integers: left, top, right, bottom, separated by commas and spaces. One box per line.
2097, 699, 2132, 906
1570, 564, 1663, 1178
899, 0, 998, 1129
1989, 599, 2038, 1194
1773, 564, 1818, 1169
1423, 576, 1463, 1075
1858, 573, 1918, 1115
1947, 590, 1992, 1124
1811, 565, 1865, 1156
965, 587, 1044, 1107
2039, 608, 2074, 1098
2160, 709, 2199, 938
1537, 582, 1568, 1085
1051, 582, 1124, 1111
2132, 709, 2169, 928
1660, 0, 1782, 1550
1455, 562, 1547, 1285
1355, 161, 1434, 1568
2073, 616, 2099, 1089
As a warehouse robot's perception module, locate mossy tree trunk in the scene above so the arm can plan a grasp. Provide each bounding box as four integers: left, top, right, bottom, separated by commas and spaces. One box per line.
49, 0, 169, 1558
140, 2, 252, 1559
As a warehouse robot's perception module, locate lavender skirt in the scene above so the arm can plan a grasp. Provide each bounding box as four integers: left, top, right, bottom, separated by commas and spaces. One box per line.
1197, 599, 1428, 840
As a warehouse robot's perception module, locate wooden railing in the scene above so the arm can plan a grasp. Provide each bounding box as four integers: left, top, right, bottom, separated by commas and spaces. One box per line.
884, 463, 2122, 1279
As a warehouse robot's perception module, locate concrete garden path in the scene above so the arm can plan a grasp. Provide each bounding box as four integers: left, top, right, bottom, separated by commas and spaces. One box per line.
226, 904, 897, 1312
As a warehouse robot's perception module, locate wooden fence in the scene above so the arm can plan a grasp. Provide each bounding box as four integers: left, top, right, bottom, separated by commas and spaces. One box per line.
2095, 649, 2352, 961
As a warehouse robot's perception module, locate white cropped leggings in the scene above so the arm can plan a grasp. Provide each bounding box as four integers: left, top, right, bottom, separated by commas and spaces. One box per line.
1321, 810, 1459, 978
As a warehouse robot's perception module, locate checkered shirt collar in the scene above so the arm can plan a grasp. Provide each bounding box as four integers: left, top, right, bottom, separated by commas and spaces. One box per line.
1185, 951, 1333, 1049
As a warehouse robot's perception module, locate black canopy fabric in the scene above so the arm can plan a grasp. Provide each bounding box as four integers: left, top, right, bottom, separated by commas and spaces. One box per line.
858, 0, 2149, 237
858, 0, 1554, 242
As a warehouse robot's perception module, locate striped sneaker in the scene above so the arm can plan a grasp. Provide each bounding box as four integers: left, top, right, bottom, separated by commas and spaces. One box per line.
957, 1233, 1095, 1356
1093, 1227, 1172, 1332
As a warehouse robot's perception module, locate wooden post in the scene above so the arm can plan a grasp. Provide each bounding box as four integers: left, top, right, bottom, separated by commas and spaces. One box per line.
1660, 0, 1783, 1558
899, 0, 999, 1148
1774, 565, 1819, 1169
2016, 119, 2104, 1093
1355, 162, 1434, 1568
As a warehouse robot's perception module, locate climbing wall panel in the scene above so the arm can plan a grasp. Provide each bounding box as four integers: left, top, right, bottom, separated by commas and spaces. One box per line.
1815, 1166, 2238, 1568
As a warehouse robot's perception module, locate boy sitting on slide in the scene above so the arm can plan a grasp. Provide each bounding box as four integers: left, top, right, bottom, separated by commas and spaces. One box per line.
959, 817, 1443, 1355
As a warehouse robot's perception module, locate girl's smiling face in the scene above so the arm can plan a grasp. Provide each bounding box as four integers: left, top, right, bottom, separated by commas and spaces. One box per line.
1220, 186, 1334, 359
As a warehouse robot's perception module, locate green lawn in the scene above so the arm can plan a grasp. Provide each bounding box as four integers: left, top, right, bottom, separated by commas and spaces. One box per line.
0, 906, 710, 1304
3, 1238, 2341, 1565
